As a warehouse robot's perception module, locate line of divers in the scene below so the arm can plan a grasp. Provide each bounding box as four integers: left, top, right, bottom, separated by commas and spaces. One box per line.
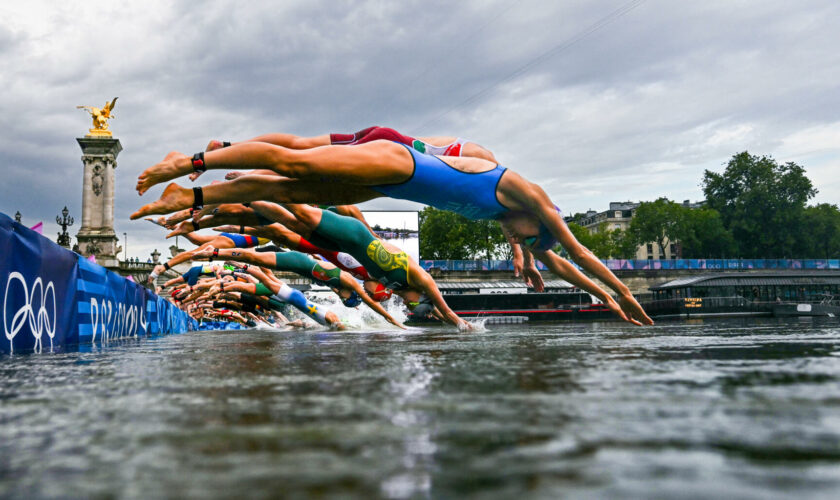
137, 126, 654, 330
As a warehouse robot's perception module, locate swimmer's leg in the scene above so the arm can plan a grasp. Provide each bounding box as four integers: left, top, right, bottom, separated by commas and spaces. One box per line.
271, 284, 342, 329
136, 140, 411, 195
131, 178, 382, 219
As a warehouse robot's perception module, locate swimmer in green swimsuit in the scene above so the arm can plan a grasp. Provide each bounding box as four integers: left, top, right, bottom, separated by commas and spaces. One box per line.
236, 203, 469, 329
133, 139, 652, 326
191, 245, 405, 329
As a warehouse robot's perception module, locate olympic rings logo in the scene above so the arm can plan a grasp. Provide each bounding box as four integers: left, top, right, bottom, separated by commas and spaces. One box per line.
3, 272, 57, 353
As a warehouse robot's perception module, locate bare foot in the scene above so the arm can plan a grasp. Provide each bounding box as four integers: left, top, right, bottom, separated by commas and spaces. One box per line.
130, 183, 193, 219
145, 216, 167, 227
166, 221, 195, 239
225, 171, 246, 181
193, 246, 216, 260
136, 152, 192, 195
164, 210, 191, 227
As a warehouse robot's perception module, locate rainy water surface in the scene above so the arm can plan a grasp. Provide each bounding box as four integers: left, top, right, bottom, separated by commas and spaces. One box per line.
2, 318, 840, 499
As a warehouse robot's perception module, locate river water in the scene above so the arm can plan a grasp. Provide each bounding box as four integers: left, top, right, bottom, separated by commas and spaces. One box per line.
2, 318, 840, 499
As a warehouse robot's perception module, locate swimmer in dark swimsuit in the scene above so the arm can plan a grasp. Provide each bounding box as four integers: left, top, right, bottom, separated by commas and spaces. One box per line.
191, 245, 405, 329
133, 140, 653, 326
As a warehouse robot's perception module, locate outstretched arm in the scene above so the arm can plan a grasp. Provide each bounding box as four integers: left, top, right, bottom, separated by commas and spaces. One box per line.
410, 270, 470, 330
340, 274, 405, 329
508, 181, 652, 325
532, 249, 641, 325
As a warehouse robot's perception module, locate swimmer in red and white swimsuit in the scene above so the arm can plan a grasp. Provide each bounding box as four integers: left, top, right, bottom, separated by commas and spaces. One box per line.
203, 126, 496, 162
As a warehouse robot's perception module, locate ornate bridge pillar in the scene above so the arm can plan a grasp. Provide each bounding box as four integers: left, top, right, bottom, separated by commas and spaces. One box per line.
76, 137, 122, 268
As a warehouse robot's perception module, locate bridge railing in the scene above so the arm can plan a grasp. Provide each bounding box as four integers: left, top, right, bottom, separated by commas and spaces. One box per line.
420, 258, 840, 272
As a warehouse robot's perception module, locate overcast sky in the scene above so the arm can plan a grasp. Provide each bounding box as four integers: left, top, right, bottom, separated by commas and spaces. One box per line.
1, 0, 838, 260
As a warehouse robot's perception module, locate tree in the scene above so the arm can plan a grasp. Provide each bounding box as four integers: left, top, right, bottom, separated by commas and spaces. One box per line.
418, 207, 508, 260
565, 222, 634, 259
677, 207, 736, 258
419, 208, 472, 259
627, 198, 684, 257
702, 152, 816, 258
610, 228, 639, 259
801, 204, 840, 258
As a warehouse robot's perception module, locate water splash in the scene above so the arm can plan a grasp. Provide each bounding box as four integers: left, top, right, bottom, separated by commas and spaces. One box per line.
463, 317, 488, 333
306, 292, 408, 331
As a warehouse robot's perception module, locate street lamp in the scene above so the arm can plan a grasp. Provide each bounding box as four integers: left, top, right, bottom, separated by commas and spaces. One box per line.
123, 232, 127, 262
14, 211, 21, 223
56, 206, 74, 248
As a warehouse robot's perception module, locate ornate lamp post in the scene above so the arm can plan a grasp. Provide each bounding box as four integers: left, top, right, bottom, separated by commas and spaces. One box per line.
123, 232, 127, 262
151, 248, 161, 264
56, 206, 74, 248
14, 211, 21, 223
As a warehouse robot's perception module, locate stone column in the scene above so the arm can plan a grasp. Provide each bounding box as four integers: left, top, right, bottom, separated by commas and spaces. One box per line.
76, 137, 122, 269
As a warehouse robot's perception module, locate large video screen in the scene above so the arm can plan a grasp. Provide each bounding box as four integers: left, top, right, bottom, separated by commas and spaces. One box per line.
361, 211, 419, 262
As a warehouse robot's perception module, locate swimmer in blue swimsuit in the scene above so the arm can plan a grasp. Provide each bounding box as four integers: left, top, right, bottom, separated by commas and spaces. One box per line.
133, 140, 653, 326
147, 228, 270, 283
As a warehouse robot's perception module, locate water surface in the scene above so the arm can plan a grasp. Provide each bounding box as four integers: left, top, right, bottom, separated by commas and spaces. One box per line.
2, 318, 839, 499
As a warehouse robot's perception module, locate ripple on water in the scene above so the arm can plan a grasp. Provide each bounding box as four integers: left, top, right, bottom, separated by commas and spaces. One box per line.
1, 318, 840, 498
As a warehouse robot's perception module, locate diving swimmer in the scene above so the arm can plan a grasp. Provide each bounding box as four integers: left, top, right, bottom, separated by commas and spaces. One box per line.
132, 139, 653, 326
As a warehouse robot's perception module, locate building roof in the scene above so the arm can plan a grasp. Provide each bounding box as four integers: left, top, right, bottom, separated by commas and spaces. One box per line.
436, 279, 574, 290
650, 271, 840, 290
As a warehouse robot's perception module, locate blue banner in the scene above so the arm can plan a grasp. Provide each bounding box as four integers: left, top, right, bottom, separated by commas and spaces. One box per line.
420, 258, 840, 272
1, 212, 201, 354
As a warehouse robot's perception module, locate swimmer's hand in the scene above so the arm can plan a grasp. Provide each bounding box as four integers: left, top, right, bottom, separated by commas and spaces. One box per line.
522, 265, 545, 292
458, 320, 474, 332
618, 293, 654, 326
513, 252, 524, 278
604, 296, 640, 325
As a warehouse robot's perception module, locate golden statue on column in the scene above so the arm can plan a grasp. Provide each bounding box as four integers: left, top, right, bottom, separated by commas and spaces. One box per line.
77, 97, 118, 137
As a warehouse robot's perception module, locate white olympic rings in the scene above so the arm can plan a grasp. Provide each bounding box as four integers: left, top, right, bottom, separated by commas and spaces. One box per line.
3, 272, 57, 353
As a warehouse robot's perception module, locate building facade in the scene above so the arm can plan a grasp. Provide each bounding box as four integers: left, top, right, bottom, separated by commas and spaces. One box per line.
575, 200, 704, 259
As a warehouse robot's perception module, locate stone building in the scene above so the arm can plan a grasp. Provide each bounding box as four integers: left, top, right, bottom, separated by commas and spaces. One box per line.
575, 200, 704, 259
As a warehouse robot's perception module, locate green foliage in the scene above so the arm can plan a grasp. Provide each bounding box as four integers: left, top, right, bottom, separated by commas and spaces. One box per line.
420, 151, 839, 261
801, 204, 840, 258
627, 198, 684, 256
678, 208, 736, 258
418, 207, 507, 260
703, 152, 816, 258
566, 222, 635, 259
610, 229, 639, 259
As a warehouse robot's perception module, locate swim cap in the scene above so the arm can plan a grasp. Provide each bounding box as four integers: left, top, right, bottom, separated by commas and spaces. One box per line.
342, 291, 362, 308
369, 282, 393, 302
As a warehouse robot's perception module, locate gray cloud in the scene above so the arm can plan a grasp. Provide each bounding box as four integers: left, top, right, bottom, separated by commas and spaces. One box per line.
1, 0, 839, 259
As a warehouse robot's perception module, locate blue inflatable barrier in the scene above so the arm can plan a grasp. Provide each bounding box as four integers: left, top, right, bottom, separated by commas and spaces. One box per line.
196, 320, 247, 331
0, 212, 231, 354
